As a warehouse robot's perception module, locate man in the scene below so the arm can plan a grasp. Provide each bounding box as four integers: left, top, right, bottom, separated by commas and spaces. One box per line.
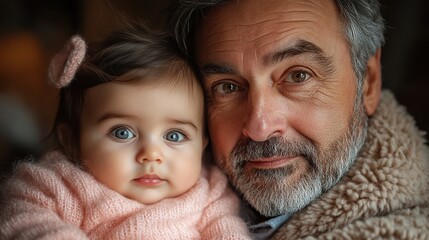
169, 0, 429, 239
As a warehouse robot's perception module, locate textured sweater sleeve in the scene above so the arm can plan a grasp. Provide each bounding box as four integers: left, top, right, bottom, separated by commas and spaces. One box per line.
198, 165, 251, 239
0, 152, 89, 240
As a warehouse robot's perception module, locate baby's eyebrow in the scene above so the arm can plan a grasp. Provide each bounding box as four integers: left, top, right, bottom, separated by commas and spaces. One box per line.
97, 113, 136, 123
97, 114, 199, 131
168, 118, 199, 132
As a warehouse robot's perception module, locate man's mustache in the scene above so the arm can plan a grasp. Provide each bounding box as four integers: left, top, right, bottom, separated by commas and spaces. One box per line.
230, 137, 318, 169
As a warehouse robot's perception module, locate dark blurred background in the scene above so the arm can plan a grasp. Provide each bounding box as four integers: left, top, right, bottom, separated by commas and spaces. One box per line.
0, 0, 428, 177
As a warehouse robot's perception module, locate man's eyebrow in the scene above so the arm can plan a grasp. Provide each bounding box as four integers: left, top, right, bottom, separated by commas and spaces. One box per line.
200, 40, 334, 75
200, 63, 237, 75
265, 39, 335, 72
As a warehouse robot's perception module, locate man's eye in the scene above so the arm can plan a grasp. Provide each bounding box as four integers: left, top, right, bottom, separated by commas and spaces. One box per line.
213, 82, 240, 94
165, 130, 186, 142
110, 127, 135, 140
288, 71, 311, 83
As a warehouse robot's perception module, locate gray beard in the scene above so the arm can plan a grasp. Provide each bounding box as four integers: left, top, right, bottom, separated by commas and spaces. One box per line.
220, 96, 368, 217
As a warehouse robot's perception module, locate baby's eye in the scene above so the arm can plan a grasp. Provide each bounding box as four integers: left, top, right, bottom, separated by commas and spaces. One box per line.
110, 126, 135, 140
164, 130, 186, 142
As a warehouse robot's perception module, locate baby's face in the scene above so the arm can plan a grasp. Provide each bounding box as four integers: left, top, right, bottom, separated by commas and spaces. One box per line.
79, 75, 206, 204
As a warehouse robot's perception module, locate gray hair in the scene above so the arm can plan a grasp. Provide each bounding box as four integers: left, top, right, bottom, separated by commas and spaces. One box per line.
168, 0, 385, 86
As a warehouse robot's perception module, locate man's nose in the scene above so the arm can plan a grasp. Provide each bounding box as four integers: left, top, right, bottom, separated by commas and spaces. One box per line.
242, 85, 287, 142
136, 141, 163, 164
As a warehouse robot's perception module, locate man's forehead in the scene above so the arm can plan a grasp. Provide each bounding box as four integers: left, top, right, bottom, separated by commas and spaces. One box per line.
196, 0, 338, 41
198, 0, 332, 24
195, 0, 340, 64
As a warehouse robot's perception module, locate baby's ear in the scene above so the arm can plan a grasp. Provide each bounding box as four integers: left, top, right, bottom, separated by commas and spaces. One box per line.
56, 123, 73, 156
48, 35, 87, 88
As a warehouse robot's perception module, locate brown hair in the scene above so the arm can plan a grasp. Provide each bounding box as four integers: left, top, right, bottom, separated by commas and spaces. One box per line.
53, 22, 202, 163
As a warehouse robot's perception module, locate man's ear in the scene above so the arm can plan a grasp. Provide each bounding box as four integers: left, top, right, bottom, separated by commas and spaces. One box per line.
363, 48, 382, 116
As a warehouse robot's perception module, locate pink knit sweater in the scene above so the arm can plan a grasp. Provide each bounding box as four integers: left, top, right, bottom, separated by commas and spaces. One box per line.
0, 150, 250, 239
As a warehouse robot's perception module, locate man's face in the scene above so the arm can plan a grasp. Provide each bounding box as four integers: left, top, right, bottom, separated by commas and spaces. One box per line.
195, 0, 369, 216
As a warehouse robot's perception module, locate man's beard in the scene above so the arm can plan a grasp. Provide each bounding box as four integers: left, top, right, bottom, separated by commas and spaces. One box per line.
217, 95, 369, 217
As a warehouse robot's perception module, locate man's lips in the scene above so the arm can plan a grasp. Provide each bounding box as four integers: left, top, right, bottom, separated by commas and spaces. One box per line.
246, 156, 297, 169
134, 174, 164, 186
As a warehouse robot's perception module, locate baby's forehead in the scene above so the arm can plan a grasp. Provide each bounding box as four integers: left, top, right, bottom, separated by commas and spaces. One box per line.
122, 74, 204, 105
153, 71, 203, 96
123, 60, 201, 87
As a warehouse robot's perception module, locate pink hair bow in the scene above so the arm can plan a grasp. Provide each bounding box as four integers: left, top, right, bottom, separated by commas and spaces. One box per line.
48, 35, 86, 88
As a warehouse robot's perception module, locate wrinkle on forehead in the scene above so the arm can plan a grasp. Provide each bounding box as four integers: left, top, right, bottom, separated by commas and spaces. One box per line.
196, 0, 339, 53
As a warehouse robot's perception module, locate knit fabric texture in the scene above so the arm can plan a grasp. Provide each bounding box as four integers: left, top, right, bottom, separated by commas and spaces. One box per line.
272, 90, 429, 239
0, 152, 250, 239
48, 35, 86, 88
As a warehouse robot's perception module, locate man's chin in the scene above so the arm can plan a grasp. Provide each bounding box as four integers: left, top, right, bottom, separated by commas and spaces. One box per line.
233, 165, 322, 217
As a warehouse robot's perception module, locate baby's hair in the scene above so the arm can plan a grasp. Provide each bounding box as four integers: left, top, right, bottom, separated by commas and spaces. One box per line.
52, 22, 201, 164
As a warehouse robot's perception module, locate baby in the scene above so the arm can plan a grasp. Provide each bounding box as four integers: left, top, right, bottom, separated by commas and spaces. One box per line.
0, 23, 250, 239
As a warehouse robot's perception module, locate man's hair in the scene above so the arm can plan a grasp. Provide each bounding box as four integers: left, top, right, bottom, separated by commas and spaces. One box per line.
53, 22, 200, 163
168, 0, 385, 87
